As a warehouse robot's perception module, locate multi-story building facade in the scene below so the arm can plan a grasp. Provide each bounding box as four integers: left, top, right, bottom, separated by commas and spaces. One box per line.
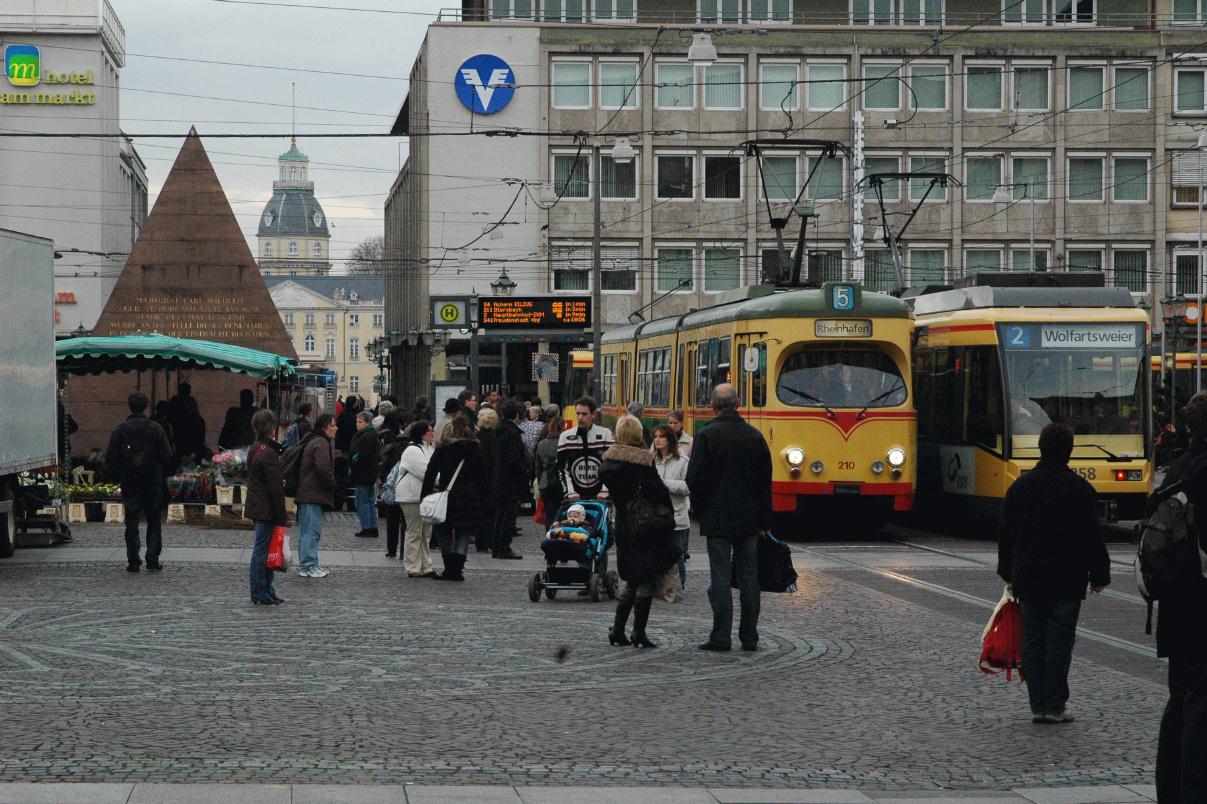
385, 0, 1207, 400
257, 140, 333, 276
0, 0, 147, 335
267, 276, 385, 404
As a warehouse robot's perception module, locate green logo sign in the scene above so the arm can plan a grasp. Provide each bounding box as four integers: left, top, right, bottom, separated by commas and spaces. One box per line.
439, 304, 460, 323
5, 45, 39, 87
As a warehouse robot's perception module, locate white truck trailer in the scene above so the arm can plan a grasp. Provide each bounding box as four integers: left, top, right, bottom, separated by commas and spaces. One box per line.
0, 228, 57, 557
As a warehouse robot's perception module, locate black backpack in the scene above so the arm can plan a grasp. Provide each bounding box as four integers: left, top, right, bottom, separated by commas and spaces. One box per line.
1136, 453, 1207, 633
281, 434, 311, 498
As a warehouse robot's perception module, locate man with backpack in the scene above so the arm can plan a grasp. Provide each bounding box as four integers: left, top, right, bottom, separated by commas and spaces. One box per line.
997, 422, 1110, 724
1154, 391, 1207, 801
104, 392, 174, 573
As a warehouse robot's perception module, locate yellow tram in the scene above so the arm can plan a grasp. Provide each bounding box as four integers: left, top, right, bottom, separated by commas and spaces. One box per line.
598, 283, 917, 522
912, 276, 1152, 524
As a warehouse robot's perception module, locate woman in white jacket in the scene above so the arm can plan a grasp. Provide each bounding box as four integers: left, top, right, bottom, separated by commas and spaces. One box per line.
393, 422, 437, 578
652, 424, 690, 587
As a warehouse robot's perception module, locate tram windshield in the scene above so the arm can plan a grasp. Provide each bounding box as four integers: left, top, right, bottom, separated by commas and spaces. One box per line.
777, 348, 907, 409
998, 323, 1146, 459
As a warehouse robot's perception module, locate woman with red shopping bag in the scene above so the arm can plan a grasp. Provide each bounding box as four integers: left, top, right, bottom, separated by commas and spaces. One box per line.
245, 409, 288, 605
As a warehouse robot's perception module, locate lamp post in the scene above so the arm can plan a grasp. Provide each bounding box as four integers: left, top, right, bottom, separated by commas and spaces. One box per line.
490, 268, 516, 395
1197, 128, 1207, 392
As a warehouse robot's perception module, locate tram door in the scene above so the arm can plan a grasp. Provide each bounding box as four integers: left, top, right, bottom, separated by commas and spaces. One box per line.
617, 354, 630, 410
683, 342, 698, 431
735, 335, 765, 434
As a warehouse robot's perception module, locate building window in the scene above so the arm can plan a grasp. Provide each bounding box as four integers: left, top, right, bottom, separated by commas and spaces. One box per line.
1004, 0, 1093, 22
602, 245, 640, 291
699, 0, 743, 22
864, 250, 896, 291
750, 0, 793, 21
655, 62, 694, 109
304, 334, 315, 352
656, 247, 694, 291
551, 244, 590, 291
289, 241, 299, 256
491, 0, 536, 19
910, 154, 948, 201
264, 242, 273, 256
1114, 65, 1149, 110
852, 0, 942, 22
704, 155, 742, 199
704, 247, 741, 292
852, 0, 895, 24
807, 63, 846, 110
1175, 0, 1205, 23
909, 63, 947, 109
601, 155, 637, 199
349, 375, 360, 393
1011, 247, 1050, 271
1113, 249, 1148, 292
657, 154, 695, 199
349, 314, 359, 328
1003, 0, 1046, 23
553, 152, 590, 198
325, 312, 336, 326
1067, 248, 1104, 272
760, 62, 799, 111
909, 249, 946, 284
1055, 0, 1094, 23
1172, 151, 1207, 206
326, 337, 336, 359
1175, 68, 1206, 113
808, 250, 845, 283
1012, 156, 1050, 200
760, 154, 798, 200
1113, 156, 1150, 202
594, 0, 637, 20
703, 63, 743, 109
349, 338, 360, 360
313, 242, 322, 257
863, 64, 901, 110
865, 155, 902, 201
965, 155, 1003, 201
304, 312, 315, 326
966, 64, 1003, 111
552, 60, 591, 109
1069, 65, 1105, 110
807, 154, 844, 200
1068, 156, 1105, 201
1012, 64, 1050, 110
964, 248, 1003, 276
600, 60, 639, 109
283, 312, 294, 326
373, 313, 383, 328
542, 0, 587, 21
1175, 252, 1200, 295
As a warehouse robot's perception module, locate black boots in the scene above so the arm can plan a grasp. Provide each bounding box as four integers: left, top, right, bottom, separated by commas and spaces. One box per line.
630, 597, 656, 649
436, 553, 465, 582
609, 594, 635, 646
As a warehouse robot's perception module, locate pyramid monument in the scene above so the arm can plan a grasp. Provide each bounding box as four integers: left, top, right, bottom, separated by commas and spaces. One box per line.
72, 129, 297, 453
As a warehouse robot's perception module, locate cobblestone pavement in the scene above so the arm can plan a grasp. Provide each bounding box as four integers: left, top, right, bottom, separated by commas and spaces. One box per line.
0, 523, 1168, 793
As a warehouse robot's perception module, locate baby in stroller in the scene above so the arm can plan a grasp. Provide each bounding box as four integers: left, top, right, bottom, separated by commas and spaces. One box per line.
547, 503, 597, 545
528, 499, 618, 602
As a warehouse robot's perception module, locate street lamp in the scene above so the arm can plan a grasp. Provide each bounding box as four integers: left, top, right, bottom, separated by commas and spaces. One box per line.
1196, 128, 1207, 391
687, 33, 717, 65
490, 267, 517, 296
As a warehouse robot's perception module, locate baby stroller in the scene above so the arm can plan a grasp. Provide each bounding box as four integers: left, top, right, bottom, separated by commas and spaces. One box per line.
527, 499, 619, 603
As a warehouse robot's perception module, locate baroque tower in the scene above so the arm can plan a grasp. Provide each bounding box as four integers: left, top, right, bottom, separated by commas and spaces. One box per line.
256, 138, 332, 276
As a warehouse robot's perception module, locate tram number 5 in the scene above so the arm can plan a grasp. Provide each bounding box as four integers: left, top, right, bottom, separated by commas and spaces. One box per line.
1004, 326, 1030, 348
1074, 467, 1097, 481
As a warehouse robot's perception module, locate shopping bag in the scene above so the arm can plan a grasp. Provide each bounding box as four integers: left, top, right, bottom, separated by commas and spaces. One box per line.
280, 528, 292, 571
979, 587, 1024, 681
266, 525, 288, 571
731, 532, 798, 593
533, 497, 548, 526
654, 565, 684, 603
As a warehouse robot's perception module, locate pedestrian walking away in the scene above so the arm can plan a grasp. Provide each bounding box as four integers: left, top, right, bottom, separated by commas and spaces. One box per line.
599, 415, 679, 649
432, 397, 462, 446
295, 413, 338, 578
283, 402, 313, 448
491, 400, 529, 559
349, 411, 381, 539
394, 422, 438, 578
421, 415, 490, 582
652, 424, 691, 588
476, 407, 500, 552
244, 409, 287, 605
557, 396, 614, 502
377, 411, 405, 557
1155, 391, 1207, 802
104, 392, 174, 573
534, 413, 564, 525
687, 383, 773, 652
997, 421, 1109, 725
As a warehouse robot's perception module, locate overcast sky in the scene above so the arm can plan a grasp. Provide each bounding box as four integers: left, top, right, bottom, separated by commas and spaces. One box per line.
110, 0, 447, 274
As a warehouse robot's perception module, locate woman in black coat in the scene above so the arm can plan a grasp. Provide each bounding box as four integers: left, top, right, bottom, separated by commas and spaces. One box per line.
598, 415, 678, 648
421, 415, 490, 581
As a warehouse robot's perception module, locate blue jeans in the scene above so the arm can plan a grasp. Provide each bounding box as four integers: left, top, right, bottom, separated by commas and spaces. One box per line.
434, 522, 470, 556
297, 503, 323, 570
1019, 597, 1082, 716
706, 534, 761, 648
250, 521, 278, 602
355, 484, 378, 531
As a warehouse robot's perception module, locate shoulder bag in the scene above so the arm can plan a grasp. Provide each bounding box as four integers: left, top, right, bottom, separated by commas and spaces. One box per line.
419, 459, 464, 525
625, 472, 676, 537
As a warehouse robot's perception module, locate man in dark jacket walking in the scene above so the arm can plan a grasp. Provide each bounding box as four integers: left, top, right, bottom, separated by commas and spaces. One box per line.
1156, 391, 1207, 801
491, 400, 529, 559
105, 392, 174, 572
998, 421, 1110, 724
687, 383, 773, 652
217, 388, 257, 450
349, 411, 381, 539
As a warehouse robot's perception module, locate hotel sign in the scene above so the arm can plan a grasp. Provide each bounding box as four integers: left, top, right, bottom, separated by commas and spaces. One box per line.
2, 45, 96, 106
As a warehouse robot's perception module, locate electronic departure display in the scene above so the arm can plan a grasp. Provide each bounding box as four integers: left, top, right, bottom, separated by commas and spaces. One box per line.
479, 296, 591, 330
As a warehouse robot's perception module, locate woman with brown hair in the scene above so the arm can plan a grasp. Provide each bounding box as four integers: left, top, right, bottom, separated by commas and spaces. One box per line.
244, 409, 286, 604
652, 423, 691, 588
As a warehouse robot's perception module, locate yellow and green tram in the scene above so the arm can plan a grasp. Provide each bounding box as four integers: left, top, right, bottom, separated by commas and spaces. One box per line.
912, 280, 1152, 524
598, 283, 917, 522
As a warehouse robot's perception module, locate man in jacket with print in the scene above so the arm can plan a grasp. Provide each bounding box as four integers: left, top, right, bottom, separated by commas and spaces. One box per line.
557, 396, 614, 502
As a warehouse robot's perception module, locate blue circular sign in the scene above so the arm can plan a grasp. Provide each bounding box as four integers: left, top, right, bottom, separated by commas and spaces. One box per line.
454, 54, 516, 115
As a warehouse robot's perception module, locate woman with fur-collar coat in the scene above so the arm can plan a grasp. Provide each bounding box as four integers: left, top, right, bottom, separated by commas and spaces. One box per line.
598, 415, 678, 649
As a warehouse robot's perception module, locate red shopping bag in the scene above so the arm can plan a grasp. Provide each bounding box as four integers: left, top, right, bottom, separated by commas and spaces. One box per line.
266, 525, 287, 571
979, 587, 1024, 681
533, 498, 548, 526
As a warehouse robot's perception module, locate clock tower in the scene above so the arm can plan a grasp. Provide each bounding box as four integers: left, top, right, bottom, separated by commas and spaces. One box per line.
256, 138, 332, 276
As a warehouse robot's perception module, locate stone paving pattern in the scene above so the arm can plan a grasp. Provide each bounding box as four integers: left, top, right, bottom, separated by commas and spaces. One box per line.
0, 517, 1168, 792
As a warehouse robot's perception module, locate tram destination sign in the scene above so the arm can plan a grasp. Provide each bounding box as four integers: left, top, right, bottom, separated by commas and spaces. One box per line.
479, 296, 591, 330
1001, 323, 1140, 350
815, 319, 872, 338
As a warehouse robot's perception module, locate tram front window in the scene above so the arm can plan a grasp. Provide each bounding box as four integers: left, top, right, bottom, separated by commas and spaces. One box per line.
777, 348, 907, 409
1000, 323, 1146, 459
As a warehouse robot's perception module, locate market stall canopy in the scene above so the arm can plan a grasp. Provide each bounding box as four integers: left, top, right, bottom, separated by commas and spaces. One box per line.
56, 334, 297, 379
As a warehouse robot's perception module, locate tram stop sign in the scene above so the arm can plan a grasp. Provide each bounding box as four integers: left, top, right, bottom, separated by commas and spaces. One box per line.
432, 298, 469, 328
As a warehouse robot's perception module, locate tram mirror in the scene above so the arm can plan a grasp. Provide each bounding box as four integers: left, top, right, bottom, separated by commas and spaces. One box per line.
744, 347, 760, 373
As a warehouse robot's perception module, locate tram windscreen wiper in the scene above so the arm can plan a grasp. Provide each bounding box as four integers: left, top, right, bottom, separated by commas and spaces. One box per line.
1077, 442, 1127, 462
782, 385, 836, 417
857, 382, 905, 418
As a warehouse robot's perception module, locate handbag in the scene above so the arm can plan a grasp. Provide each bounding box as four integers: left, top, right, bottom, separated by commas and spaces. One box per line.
731, 532, 798, 593
266, 525, 289, 571
979, 586, 1024, 681
625, 473, 676, 536
654, 565, 684, 603
419, 459, 464, 525
533, 497, 548, 526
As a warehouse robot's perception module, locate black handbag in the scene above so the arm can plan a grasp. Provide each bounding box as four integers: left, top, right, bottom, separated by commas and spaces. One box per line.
731, 532, 799, 593
625, 473, 676, 537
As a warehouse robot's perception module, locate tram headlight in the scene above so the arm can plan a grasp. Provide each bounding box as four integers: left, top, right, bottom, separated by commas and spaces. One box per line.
785, 447, 805, 467
810, 460, 824, 475
871, 460, 885, 475
886, 448, 906, 468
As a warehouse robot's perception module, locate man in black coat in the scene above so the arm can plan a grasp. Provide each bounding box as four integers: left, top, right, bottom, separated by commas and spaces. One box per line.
491, 400, 529, 559
104, 392, 174, 572
1156, 391, 1207, 801
349, 411, 382, 539
686, 383, 773, 652
217, 388, 257, 450
998, 421, 1109, 724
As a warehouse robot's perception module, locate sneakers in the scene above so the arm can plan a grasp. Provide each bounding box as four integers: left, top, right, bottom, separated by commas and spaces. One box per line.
1032, 711, 1074, 724
297, 567, 330, 578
